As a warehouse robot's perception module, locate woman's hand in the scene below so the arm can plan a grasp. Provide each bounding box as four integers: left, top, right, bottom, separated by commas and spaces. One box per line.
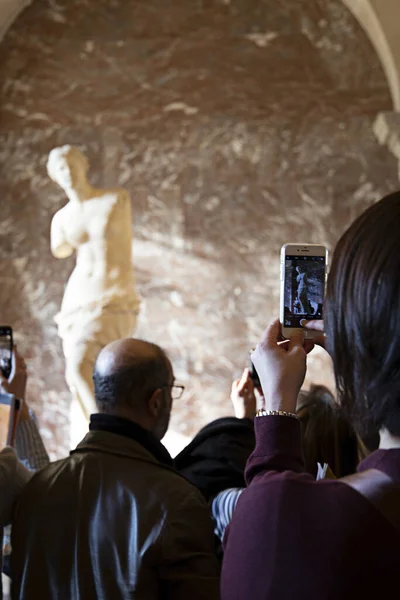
230, 368, 257, 419
251, 319, 308, 414
300, 319, 327, 351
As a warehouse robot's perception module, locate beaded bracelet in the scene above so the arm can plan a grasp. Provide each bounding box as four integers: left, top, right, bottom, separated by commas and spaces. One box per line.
255, 408, 299, 420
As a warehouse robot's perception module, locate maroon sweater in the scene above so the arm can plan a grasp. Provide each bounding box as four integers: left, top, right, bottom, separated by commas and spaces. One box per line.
221, 416, 400, 600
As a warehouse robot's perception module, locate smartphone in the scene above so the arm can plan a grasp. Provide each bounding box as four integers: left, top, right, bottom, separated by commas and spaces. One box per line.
280, 244, 328, 339
0, 326, 13, 380
248, 356, 261, 388
0, 393, 21, 447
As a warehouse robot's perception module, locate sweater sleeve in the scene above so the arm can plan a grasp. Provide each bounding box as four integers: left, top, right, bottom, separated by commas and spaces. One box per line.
245, 415, 304, 485
15, 412, 50, 471
212, 487, 244, 541
0, 448, 32, 527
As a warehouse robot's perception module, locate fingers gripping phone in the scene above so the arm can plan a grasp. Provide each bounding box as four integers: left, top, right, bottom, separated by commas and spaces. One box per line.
280, 244, 328, 339
0, 326, 13, 380
0, 394, 21, 447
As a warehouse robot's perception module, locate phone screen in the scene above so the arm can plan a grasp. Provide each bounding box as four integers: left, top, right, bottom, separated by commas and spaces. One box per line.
0, 328, 12, 380
283, 255, 325, 328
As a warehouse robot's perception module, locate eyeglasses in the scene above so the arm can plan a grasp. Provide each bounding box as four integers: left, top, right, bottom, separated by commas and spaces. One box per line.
162, 384, 185, 400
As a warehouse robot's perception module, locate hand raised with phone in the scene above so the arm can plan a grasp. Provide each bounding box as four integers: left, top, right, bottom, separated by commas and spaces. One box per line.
0, 347, 28, 401
231, 368, 257, 419
251, 319, 309, 414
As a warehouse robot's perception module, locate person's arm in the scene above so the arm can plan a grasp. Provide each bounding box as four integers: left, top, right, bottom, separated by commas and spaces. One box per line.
245, 319, 315, 484
51, 211, 74, 259
15, 412, 49, 471
212, 488, 243, 541
158, 489, 220, 600
0, 448, 31, 527
0, 348, 49, 471
245, 415, 305, 485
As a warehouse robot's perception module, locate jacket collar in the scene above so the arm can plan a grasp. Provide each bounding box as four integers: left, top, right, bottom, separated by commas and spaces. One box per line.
77, 413, 173, 467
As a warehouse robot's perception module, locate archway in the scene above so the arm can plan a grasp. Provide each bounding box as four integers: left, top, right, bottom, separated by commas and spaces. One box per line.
0, 0, 398, 458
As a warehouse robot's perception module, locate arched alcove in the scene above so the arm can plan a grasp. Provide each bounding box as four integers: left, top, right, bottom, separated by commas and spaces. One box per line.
343, 0, 400, 110
2, 0, 400, 110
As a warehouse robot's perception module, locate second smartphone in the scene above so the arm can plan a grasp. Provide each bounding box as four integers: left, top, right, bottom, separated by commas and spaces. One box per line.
280, 243, 328, 340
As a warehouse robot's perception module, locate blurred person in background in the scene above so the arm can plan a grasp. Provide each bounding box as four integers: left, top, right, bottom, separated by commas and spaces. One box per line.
0, 347, 49, 599
174, 368, 257, 503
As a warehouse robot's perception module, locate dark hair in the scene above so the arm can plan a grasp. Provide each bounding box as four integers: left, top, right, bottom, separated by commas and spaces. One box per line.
296, 385, 364, 478
325, 191, 400, 436
93, 343, 170, 413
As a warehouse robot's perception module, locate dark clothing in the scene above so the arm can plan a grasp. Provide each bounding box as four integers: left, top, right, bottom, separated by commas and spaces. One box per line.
11, 415, 220, 600
221, 416, 400, 600
89, 413, 174, 467
174, 417, 255, 501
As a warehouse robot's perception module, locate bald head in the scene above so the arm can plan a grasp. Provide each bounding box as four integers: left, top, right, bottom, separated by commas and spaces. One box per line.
95, 339, 166, 379
93, 338, 172, 432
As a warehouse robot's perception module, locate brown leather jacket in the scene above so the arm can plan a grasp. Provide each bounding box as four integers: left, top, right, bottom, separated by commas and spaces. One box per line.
11, 430, 220, 599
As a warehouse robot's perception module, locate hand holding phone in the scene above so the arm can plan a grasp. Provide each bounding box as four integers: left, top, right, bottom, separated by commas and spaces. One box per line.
251, 320, 307, 414
0, 338, 28, 402
0, 393, 22, 448
0, 326, 13, 380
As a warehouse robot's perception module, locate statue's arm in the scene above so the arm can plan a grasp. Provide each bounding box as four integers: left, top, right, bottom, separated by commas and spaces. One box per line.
119, 189, 132, 214
50, 212, 73, 259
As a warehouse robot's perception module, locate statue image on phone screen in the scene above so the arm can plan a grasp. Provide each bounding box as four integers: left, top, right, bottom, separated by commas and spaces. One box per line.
280, 244, 327, 338
284, 257, 325, 326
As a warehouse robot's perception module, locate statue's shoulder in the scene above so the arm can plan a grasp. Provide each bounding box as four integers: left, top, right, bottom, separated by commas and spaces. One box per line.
52, 203, 71, 223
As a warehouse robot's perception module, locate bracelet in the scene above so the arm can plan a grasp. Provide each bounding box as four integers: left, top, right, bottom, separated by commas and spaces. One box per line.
255, 409, 299, 420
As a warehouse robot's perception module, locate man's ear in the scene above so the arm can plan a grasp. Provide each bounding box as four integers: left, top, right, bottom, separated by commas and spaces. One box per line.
148, 388, 163, 419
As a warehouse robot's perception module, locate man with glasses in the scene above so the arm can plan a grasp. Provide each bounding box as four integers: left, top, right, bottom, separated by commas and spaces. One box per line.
11, 339, 220, 600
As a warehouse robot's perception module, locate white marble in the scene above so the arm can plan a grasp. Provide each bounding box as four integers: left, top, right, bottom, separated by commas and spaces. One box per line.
49, 145, 139, 421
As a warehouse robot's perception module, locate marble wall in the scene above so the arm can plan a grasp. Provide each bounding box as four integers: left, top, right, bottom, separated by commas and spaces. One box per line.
0, 0, 398, 458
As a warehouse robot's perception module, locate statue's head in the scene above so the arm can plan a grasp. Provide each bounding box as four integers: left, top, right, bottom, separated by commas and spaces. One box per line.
47, 145, 89, 191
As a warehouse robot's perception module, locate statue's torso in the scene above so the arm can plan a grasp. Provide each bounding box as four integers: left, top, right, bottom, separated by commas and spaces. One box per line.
53, 190, 139, 316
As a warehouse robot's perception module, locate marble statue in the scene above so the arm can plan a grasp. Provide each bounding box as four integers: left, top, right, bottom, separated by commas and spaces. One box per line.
48, 145, 140, 420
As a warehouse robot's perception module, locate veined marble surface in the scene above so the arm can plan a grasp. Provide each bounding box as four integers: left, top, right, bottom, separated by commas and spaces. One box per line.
0, 0, 397, 458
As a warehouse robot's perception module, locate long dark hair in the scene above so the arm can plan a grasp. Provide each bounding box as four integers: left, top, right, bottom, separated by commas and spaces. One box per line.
325, 191, 400, 436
